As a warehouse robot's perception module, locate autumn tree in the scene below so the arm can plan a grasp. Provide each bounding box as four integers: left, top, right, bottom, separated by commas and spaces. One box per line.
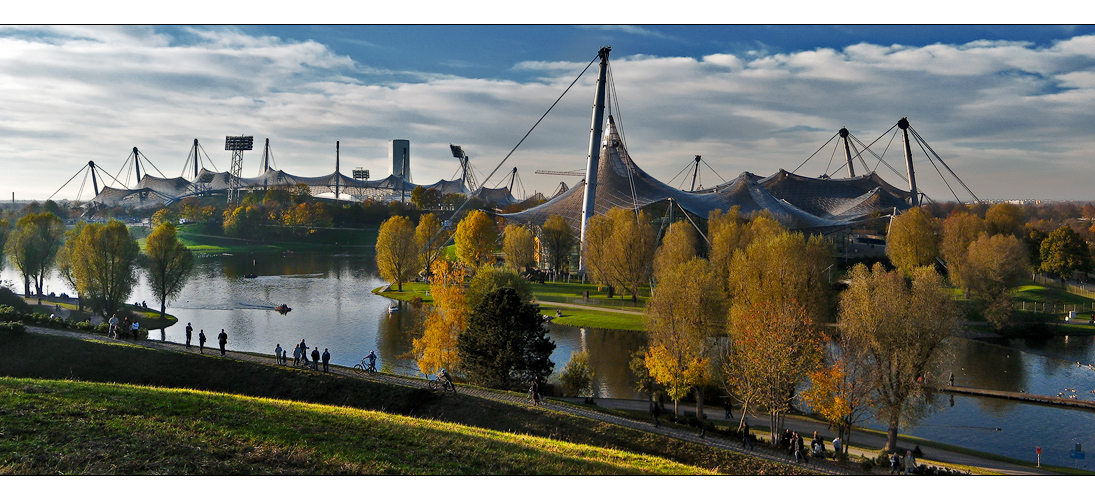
984, 203, 1024, 238
939, 211, 986, 296
966, 234, 1029, 331
540, 215, 575, 277
457, 287, 554, 389
644, 258, 725, 417
802, 329, 873, 456
502, 224, 537, 272
58, 220, 141, 320
885, 207, 940, 277
144, 222, 196, 318
584, 207, 657, 301
1039, 225, 1092, 282
375, 215, 418, 292
415, 213, 446, 275
454, 210, 498, 269
652, 220, 697, 279
839, 263, 959, 452
5, 212, 65, 303
0, 218, 9, 272
706, 207, 747, 293
466, 265, 532, 309
412, 259, 467, 375
726, 228, 834, 326
559, 350, 595, 398
723, 298, 823, 443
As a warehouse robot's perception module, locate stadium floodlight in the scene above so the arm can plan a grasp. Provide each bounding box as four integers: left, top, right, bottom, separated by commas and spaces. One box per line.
225, 135, 254, 151
450, 144, 465, 159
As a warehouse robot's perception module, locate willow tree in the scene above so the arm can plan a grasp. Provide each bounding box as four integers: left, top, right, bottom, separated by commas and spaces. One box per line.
502, 224, 536, 272
376, 215, 418, 292
652, 220, 697, 279
144, 222, 196, 318
726, 227, 833, 326
540, 215, 575, 277
454, 210, 498, 269
59, 220, 141, 320
5, 212, 65, 303
840, 263, 959, 452
885, 207, 940, 277
644, 257, 725, 417
584, 207, 657, 302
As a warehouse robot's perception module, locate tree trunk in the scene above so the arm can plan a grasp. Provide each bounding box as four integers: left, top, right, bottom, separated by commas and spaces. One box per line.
23, 275, 30, 300
36, 275, 44, 304
160, 301, 167, 319
886, 417, 900, 452
695, 386, 705, 421
737, 401, 748, 432
673, 398, 679, 417
769, 412, 779, 445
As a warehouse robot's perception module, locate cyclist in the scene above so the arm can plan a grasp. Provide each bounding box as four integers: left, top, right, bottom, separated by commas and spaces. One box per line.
365, 350, 377, 371
439, 368, 455, 392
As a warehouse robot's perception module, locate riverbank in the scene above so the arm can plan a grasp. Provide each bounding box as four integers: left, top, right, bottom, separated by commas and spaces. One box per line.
174, 225, 377, 255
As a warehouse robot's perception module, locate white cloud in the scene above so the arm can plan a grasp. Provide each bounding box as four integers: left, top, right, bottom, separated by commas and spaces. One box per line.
3, 27, 1095, 203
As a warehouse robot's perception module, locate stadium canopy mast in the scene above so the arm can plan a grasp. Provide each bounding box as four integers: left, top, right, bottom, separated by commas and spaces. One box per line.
578, 46, 610, 273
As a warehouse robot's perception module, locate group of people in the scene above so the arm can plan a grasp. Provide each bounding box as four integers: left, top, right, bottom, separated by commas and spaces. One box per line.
183, 322, 228, 356
780, 429, 824, 463
890, 450, 919, 475
273, 339, 331, 372
107, 314, 142, 340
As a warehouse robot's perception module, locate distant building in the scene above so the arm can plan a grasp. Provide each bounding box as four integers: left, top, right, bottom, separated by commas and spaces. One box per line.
389, 139, 411, 183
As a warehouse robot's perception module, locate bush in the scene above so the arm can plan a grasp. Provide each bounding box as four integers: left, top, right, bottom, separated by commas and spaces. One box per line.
0, 321, 27, 336
0, 305, 19, 322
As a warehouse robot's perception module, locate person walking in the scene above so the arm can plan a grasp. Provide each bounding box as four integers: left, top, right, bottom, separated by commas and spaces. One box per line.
198, 329, 206, 353
831, 436, 842, 458
299, 339, 308, 357
185, 323, 193, 348
741, 421, 754, 450
218, 329, 228, 356
293, 344, 301, 367
310, 347, 320, 370
321, 348, 331, 373
275, 344, 284, 365
131, 318, 140, 339
905, 450, 917, 475
651, 401, 661, 428
890, 451, 901, 475
109, 314, 119, 339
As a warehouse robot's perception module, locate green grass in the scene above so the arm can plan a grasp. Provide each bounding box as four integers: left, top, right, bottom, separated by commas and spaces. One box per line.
0, 377, 712, 475
0, 331, 809, 475
530, 281, 649, 312
175, 225, 378, 255
540, 306, 644, 331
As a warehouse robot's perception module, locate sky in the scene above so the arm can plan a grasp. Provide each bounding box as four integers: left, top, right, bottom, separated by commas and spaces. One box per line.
3, 22, 1095, 203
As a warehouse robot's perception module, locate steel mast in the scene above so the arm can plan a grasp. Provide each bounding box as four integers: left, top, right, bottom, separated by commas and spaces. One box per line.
578, 46, 611, 272
839, 128, 856, 177
898, 117, 919, 207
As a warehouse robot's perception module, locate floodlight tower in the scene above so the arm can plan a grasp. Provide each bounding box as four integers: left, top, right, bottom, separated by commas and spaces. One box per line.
450, 144, 478, 191
225, 135, 254, 205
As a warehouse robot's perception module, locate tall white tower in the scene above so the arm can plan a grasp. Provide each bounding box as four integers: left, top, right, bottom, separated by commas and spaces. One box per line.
389, 139, 411, 183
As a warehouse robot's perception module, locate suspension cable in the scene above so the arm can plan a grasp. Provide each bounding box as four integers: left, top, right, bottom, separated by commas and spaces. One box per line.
791, 131, 840, 174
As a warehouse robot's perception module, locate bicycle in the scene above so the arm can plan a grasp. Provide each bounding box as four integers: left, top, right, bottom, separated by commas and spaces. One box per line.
353, 358, 377, 374
424, 372, 456, 393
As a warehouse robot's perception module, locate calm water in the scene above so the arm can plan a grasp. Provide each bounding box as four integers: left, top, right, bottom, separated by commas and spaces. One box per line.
4, 251, 1094, 468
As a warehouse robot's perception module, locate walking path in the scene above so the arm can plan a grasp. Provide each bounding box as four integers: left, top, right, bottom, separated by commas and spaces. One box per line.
24, 325, 1053, 475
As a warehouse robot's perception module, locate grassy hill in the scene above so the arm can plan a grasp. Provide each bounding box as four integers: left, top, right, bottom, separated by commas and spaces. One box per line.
0, 377, 709, 475
0, 330, 808, 475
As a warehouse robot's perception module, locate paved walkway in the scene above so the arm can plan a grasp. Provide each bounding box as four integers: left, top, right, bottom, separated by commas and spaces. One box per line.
23, 325, 1052, 475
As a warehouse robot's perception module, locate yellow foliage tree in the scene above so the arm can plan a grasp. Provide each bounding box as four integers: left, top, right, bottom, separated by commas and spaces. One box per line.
644, 257, 724, 416
375, 215, 418, 292
652, 220, 697, 280
455, 210, 498, 268
412, 259, 467, 375
502, 224, 536, 272
584, 207, 657, 301
415, 213, 446, 275
885, 207, 940, 277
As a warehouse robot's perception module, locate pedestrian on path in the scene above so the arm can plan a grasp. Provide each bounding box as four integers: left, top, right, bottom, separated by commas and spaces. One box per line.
742, 421, 754, 450
832, 436, 842, 458
185, 323, 193, 348
198, 329, 207, 353
890, 451, 901, 475
293, 344, 301, 366
275, 344, 283, 365
131, 319, 140, 339
109, 314, 119, 339
905, 450, 917, 475
311, 347, 320, 370
651, 402, 661, 427
321, 348, 330, 372
218, 329, 228, 356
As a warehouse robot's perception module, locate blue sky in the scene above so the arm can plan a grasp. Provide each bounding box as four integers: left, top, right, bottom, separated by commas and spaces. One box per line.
3, 23, 1095, 202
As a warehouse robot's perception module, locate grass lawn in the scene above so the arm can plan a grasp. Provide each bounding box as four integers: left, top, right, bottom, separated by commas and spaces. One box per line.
0, 331, 808, 475
540, 306, 644, 332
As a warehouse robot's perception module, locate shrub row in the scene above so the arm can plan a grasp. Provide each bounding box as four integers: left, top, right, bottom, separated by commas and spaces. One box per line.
0, 305, 148, 339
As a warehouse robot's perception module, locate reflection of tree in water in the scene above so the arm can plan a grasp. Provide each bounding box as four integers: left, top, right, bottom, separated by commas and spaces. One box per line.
376, 302, 423, 373
547, 324, 646, 399
945, 338, 1028, 416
